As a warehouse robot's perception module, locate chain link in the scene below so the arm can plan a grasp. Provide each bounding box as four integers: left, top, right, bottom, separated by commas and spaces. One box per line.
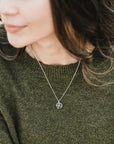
30, 44, 81, 103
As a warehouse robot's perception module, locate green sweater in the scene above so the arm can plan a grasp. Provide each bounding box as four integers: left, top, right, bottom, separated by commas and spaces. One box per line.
0, 45, 113, 144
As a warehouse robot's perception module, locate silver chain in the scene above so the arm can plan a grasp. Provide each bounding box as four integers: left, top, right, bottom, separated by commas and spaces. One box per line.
30, 44, 81, 109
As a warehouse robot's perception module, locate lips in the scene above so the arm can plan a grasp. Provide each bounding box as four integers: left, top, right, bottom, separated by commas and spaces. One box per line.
4, 24, 27, 33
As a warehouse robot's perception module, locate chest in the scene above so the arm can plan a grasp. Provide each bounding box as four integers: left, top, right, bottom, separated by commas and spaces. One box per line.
11, 81, 113, 144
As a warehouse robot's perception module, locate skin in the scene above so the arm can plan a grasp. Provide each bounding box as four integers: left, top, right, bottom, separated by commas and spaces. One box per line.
0, 0, 94, 65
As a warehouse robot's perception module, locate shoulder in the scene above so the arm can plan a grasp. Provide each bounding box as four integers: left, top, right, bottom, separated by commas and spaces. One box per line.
90, 53, 114, 83
83, 54, 114, 94
0, 45, 21, 86
0, 47, 12, 87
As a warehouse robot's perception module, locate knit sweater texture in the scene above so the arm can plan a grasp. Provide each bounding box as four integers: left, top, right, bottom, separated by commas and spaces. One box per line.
0, 45, 113, 144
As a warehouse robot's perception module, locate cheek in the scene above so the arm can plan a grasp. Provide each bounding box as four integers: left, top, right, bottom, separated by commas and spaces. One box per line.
25, 6, 54, 41
25, 0, 54, 33
6, 0, 54, 48
31, 14, 54, 35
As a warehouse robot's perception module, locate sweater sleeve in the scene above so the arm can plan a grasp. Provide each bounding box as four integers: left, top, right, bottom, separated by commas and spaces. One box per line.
0, 83, 14, 143
0, 59, 19, 144
0, 83, 19, 144
0, 53, 13, 143
0, 113, 14, 144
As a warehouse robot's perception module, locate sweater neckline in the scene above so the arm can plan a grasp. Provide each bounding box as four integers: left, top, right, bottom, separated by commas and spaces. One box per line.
20, 50, 82, 79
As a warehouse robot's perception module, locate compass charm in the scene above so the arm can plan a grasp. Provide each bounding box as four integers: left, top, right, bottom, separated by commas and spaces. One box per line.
56, 101, 63, 109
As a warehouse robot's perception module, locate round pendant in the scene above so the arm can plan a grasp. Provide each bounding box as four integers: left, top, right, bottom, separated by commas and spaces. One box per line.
56, 101, 63, 109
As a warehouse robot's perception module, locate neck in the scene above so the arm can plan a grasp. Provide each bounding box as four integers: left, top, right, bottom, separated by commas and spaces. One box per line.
26, 33, 78, 65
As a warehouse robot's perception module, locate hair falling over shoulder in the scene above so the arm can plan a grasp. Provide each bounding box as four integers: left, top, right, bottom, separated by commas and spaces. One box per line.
0, 0, 114, 87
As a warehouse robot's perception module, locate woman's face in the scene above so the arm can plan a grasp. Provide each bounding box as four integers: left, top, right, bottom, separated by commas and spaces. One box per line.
0, 0, 54, 48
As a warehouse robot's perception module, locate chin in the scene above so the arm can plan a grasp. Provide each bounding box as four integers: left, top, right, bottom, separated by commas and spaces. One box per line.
6, 33, 28, 48
8, 41, 26, 48
7, 38, 26, 49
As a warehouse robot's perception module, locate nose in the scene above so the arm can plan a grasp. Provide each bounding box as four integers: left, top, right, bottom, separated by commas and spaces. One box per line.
0, 0, 18, 18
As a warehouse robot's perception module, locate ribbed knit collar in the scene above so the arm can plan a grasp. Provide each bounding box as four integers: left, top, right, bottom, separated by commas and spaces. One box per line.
19, 50, 82, 79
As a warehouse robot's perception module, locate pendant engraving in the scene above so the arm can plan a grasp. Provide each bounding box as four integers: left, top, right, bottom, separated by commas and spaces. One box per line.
56, 101, 63, 109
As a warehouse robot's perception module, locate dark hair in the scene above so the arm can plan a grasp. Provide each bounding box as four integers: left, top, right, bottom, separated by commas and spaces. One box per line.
0, 0, 114, 86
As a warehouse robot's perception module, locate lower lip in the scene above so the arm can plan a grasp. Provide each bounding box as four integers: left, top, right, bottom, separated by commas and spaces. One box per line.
4, 25, 27, 33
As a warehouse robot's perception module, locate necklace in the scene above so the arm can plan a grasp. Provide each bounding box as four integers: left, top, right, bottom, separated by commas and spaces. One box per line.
30, 45, 81, 109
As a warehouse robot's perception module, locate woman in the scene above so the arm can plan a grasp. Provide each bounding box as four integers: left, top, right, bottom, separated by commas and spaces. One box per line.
0, 0, 113, 143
